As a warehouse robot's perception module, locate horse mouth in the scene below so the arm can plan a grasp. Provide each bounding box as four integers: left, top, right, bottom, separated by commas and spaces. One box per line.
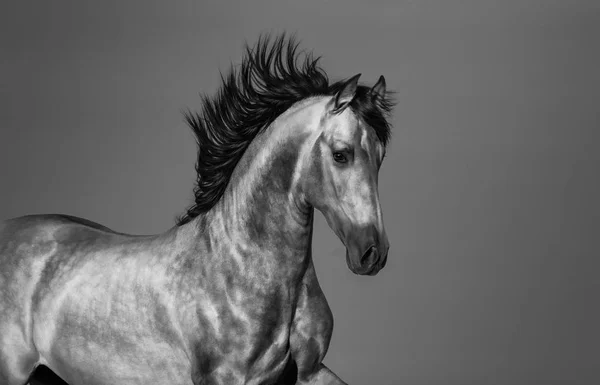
352, 263, 380, 276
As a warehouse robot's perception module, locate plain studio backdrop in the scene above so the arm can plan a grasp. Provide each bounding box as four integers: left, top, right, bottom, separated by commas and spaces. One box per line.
1, 1, 599, 384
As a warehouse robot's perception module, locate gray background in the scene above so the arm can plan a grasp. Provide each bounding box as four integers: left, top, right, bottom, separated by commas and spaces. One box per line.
1, 1, 599, 384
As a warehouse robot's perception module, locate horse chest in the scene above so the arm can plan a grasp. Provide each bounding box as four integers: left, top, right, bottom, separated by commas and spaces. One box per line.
189, 294, 294, 384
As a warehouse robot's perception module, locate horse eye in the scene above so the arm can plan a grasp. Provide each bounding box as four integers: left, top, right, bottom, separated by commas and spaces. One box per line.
333, 152, 347, 163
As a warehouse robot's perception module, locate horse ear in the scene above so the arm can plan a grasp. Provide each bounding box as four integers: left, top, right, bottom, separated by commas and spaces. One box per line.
370, 75, 386, 103
332, 73, 361, 113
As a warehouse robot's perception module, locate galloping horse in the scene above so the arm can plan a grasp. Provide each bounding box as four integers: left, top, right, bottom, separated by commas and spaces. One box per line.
0, 35, 394, 385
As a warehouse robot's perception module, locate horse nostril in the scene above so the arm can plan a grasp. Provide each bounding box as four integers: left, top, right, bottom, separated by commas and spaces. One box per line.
360, 246, 378, 265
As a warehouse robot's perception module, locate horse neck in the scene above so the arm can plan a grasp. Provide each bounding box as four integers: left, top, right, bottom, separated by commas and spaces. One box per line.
199, 98, 324, 268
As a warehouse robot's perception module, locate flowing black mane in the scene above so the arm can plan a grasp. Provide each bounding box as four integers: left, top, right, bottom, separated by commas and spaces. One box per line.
177, 34, 394, 225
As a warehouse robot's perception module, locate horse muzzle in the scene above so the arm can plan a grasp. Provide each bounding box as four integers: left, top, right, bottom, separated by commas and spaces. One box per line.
346, 242, 389, 276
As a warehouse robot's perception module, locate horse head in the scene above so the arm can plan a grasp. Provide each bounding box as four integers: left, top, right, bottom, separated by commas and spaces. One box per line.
301, 74, 392, 276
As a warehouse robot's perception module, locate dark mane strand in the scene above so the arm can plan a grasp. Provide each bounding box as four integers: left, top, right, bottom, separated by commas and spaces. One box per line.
176, 34, 394, 226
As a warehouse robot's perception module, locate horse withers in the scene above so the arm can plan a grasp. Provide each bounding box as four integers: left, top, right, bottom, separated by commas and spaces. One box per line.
0, 35, 394, 385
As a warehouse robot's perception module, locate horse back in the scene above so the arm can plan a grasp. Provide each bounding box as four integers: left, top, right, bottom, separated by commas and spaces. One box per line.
0, 213, 119, 260
0, 214, 121, 309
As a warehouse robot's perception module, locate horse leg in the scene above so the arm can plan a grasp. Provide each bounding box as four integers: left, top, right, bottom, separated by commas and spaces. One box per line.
0, 286, 40, 385
0, 321, 39, 385
0, 225, 43, 385
288, 261, 347, 385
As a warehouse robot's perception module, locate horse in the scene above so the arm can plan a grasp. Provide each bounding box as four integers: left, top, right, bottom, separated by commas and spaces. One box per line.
0, 34, 394, 385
